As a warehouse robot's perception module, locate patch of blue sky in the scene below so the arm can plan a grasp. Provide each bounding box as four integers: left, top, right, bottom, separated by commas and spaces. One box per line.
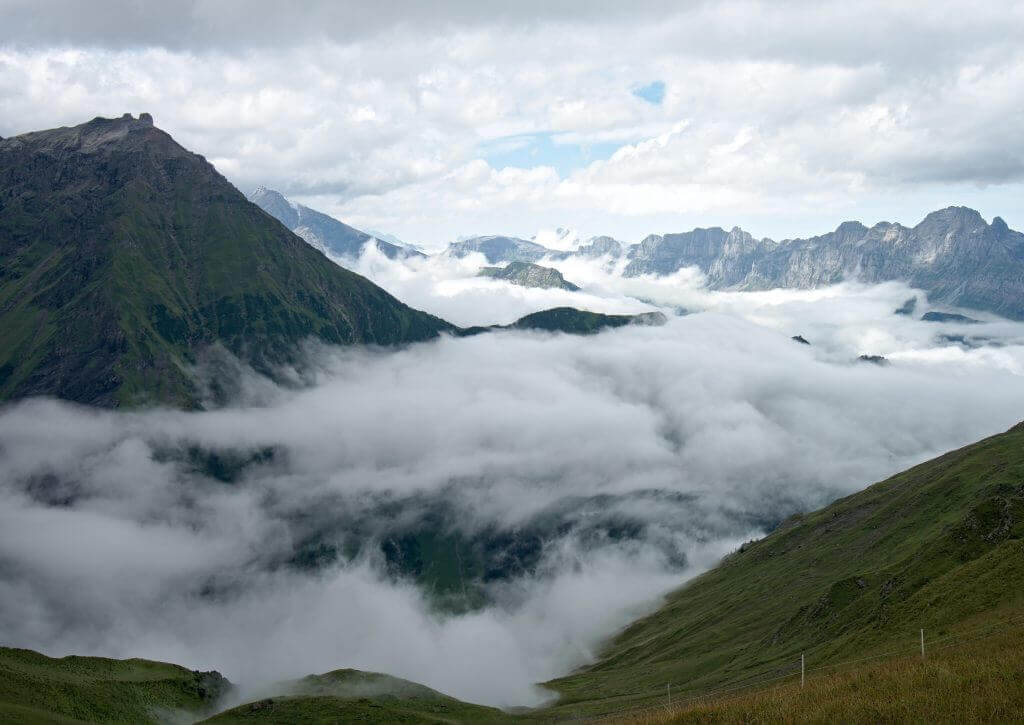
480, 132, 622, 177
633, 80, 665, 105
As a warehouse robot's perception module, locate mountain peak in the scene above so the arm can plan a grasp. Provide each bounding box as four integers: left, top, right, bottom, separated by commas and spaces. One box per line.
83, 113, 157, 133
835, 220, 869, 234
248, 186, 299, 229
917, 205, 987, 229
0, 116, 452, 407
2, 113, 180, 162
249, 185, 287, 202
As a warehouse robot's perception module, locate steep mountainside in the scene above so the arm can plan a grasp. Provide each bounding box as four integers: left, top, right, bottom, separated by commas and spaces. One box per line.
248, 187, 422, 260
479, 261, 580, 290
623, 208, 1024, 320
544, 422, 1024, 717
0, 115, 452, 407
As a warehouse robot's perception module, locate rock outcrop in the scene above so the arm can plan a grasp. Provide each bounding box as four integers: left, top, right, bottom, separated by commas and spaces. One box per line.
479, 261, 580, 290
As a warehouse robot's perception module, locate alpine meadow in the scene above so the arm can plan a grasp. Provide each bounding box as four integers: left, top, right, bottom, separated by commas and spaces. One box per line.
2, 2, 1024, 723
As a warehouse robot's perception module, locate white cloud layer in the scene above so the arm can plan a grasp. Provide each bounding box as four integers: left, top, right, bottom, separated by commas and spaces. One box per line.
3, 256, 1024, 707
2, 1, 1023, 245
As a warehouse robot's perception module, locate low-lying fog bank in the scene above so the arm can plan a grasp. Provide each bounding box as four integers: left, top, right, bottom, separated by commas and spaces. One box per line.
3, 250, 1024, 707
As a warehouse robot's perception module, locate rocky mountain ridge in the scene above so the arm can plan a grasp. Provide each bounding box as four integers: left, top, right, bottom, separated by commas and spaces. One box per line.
248, 187, 422, 261
446, 207, 1024, 320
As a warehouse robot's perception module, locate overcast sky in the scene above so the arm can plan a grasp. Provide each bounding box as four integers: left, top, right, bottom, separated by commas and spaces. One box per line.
2, 0, 1023, 247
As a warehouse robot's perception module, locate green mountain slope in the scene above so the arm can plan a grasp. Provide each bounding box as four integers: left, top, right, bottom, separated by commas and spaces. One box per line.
0, 650, 505, 725
649, 621, 1024, 723
0, 646, 229, 723
0, 114, 452, 407
201, 669, 508, 724
542, 422, 1024, 717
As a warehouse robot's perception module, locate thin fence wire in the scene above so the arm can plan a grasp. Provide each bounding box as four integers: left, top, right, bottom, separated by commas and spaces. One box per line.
581, 612, 1024, 723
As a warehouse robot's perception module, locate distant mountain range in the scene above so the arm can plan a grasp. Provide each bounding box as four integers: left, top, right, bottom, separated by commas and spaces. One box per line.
447, 208, 1024, 320
248, 181, 1024, 321
248, 187, 423, 261
624, 207, 1024, 320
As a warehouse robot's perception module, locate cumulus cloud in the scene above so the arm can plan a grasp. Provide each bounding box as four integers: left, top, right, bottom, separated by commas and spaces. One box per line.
2, 2, 1023, 244
3, 264, 1024, 706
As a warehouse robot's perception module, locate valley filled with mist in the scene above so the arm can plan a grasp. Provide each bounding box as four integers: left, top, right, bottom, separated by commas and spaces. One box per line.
4, 238, 1024, 708
3, 4, 1024, 719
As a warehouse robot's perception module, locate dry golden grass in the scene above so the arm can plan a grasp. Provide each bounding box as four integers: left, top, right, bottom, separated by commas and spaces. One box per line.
613, 621, 1024, 724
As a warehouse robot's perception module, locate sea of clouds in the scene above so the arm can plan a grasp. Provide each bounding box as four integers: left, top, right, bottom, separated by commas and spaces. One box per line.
2, 249, 1024, 708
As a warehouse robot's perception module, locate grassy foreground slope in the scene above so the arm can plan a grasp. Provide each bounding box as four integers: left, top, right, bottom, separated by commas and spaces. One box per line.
634, 615, 1024, 723
543, 422, 1024, 717
201, 669, 509, 724
0, 646, 228, 723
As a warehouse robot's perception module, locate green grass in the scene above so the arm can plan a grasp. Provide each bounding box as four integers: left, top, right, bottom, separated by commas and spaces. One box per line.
625, 612, 1024, 723
0, 651, 508, 724
0, 647, 228, 723
540, 422, 1024, 718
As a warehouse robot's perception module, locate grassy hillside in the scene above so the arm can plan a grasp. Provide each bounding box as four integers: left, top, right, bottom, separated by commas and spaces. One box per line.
542, 422, 1024, 718
0, 650, 507, 724
0, 646, 228, 723
0, 114, 452, 407
629, 611, 1024, 723
201, 669, 509, 724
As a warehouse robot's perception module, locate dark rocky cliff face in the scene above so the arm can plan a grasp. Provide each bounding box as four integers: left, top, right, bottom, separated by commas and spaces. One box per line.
0, 114, 452, 407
